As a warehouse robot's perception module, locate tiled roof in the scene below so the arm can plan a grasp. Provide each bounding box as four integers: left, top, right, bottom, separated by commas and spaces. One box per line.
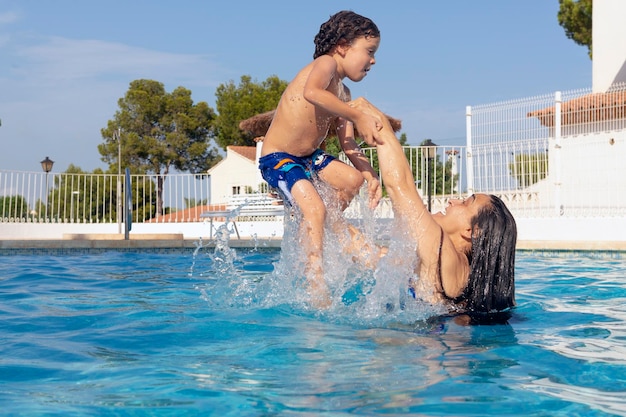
228, 146, 256, 161
527, 90, 626, 127
145, 204, 228, 223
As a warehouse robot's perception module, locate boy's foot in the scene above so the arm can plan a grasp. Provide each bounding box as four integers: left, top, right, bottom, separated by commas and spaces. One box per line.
345, 224, 387, 268
306, 267, 331, 309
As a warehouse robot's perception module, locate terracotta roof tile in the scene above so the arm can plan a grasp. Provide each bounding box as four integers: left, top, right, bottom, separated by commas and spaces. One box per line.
145, 204, 228, 223
528, 90, 626, 127
228, 146, 256, 161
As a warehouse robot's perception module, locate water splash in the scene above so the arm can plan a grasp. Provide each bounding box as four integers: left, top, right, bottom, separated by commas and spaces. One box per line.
191, 187, 444, 326
190, 210, 243, 307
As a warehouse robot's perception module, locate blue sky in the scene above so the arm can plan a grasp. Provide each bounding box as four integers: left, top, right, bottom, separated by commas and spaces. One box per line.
0, 0, 591, 173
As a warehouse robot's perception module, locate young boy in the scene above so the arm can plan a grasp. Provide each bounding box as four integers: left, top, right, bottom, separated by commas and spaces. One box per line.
258, 11, 384, 307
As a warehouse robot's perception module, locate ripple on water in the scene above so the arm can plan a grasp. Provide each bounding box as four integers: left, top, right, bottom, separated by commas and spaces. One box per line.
1, 216, 626, 415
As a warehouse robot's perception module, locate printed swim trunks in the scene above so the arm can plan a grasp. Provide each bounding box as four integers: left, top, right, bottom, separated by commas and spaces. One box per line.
258, 149, 335, 205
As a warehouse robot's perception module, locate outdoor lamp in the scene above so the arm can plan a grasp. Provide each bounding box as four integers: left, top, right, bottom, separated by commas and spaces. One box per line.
423, 139, 437, 160
40, 157, 54, 173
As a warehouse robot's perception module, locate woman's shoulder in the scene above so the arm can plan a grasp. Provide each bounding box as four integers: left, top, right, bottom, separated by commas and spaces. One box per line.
438, 239, 470, 300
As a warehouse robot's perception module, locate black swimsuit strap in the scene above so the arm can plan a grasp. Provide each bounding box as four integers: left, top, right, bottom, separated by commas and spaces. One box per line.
437, 227, 454, 301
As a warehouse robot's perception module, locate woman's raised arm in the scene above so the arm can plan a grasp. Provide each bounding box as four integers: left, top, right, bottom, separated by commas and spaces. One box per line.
348, 98, 469, 299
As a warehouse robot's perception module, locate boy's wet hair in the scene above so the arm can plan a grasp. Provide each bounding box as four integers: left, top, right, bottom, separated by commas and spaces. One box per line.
313, 10, 380, 59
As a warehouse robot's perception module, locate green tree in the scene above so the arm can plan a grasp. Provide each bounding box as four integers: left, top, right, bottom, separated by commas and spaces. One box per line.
48, 164, 90, 222
99, 79, 220, 217
33, 198, 46, 220
328, 132, 435, 197
0, 195, 29, 219
328, 134, 458, 197
509, 152, 548, 188
558, 0, 592, 58
213, 75, 287, 149
47, 165, 158, 223
413, 139, 458, 197
126, 174, 158, 222
184, 197, 208, 208
323, 131, 409, 158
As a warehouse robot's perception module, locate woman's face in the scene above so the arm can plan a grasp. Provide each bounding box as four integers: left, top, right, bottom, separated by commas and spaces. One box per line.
433, 194, 491, 235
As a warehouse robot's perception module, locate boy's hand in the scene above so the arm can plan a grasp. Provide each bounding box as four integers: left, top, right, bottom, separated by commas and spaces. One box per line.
355, 112, 384, 147
366, 176, 382, 209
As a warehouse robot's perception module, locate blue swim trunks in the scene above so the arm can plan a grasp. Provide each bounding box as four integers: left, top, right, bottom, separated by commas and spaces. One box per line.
258, 149, 335, 205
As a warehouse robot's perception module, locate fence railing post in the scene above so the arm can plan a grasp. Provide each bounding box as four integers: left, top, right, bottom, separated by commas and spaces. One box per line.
554, 91, 563, 216
465, 105, 474, 195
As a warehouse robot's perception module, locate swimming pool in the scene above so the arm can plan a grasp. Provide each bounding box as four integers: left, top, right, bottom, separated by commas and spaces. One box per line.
1, 246, 625, 416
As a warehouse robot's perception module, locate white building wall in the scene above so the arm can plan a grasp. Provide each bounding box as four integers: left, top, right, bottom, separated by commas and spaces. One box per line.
565, 131, 626, 207
4, 216, 626, 249
208, 150, 257, 204
592, 0, 626, 92
0, 220, 285, 241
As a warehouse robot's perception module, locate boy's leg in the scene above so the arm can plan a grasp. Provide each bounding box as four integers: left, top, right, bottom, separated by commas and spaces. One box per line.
289, 178, 331, 308
317, 160, 364, 211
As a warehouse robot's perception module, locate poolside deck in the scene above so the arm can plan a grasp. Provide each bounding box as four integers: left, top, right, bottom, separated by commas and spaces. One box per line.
0, 233, 282, 250
1, 233, 625, 252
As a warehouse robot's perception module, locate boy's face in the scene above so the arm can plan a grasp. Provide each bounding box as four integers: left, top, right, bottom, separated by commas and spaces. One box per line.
341, 36, 380, 82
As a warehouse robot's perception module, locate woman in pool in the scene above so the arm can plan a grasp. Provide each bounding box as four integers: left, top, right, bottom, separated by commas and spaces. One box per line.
349, 98, 517, 314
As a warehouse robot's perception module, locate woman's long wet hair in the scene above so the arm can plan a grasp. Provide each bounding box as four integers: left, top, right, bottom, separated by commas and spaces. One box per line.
455, 195, 517, 313
313, 10, 380, 59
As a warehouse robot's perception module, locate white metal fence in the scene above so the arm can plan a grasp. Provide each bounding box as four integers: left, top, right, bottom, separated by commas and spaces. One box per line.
467, 83, 626, 217
0, 145, 466, 225
0, 171, 211, 224
2, 82, 625, 226
346, 145, 466, 215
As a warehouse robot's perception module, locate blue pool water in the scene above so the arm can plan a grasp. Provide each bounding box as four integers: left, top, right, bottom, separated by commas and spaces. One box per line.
1, 247, 626, 416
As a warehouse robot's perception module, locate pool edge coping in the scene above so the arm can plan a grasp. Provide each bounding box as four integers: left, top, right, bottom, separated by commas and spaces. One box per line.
0, 238, 625, 252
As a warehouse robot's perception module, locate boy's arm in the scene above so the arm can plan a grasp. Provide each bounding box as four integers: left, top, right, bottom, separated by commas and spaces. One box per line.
303, 56, 383, 146
338, 116, 382, 209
